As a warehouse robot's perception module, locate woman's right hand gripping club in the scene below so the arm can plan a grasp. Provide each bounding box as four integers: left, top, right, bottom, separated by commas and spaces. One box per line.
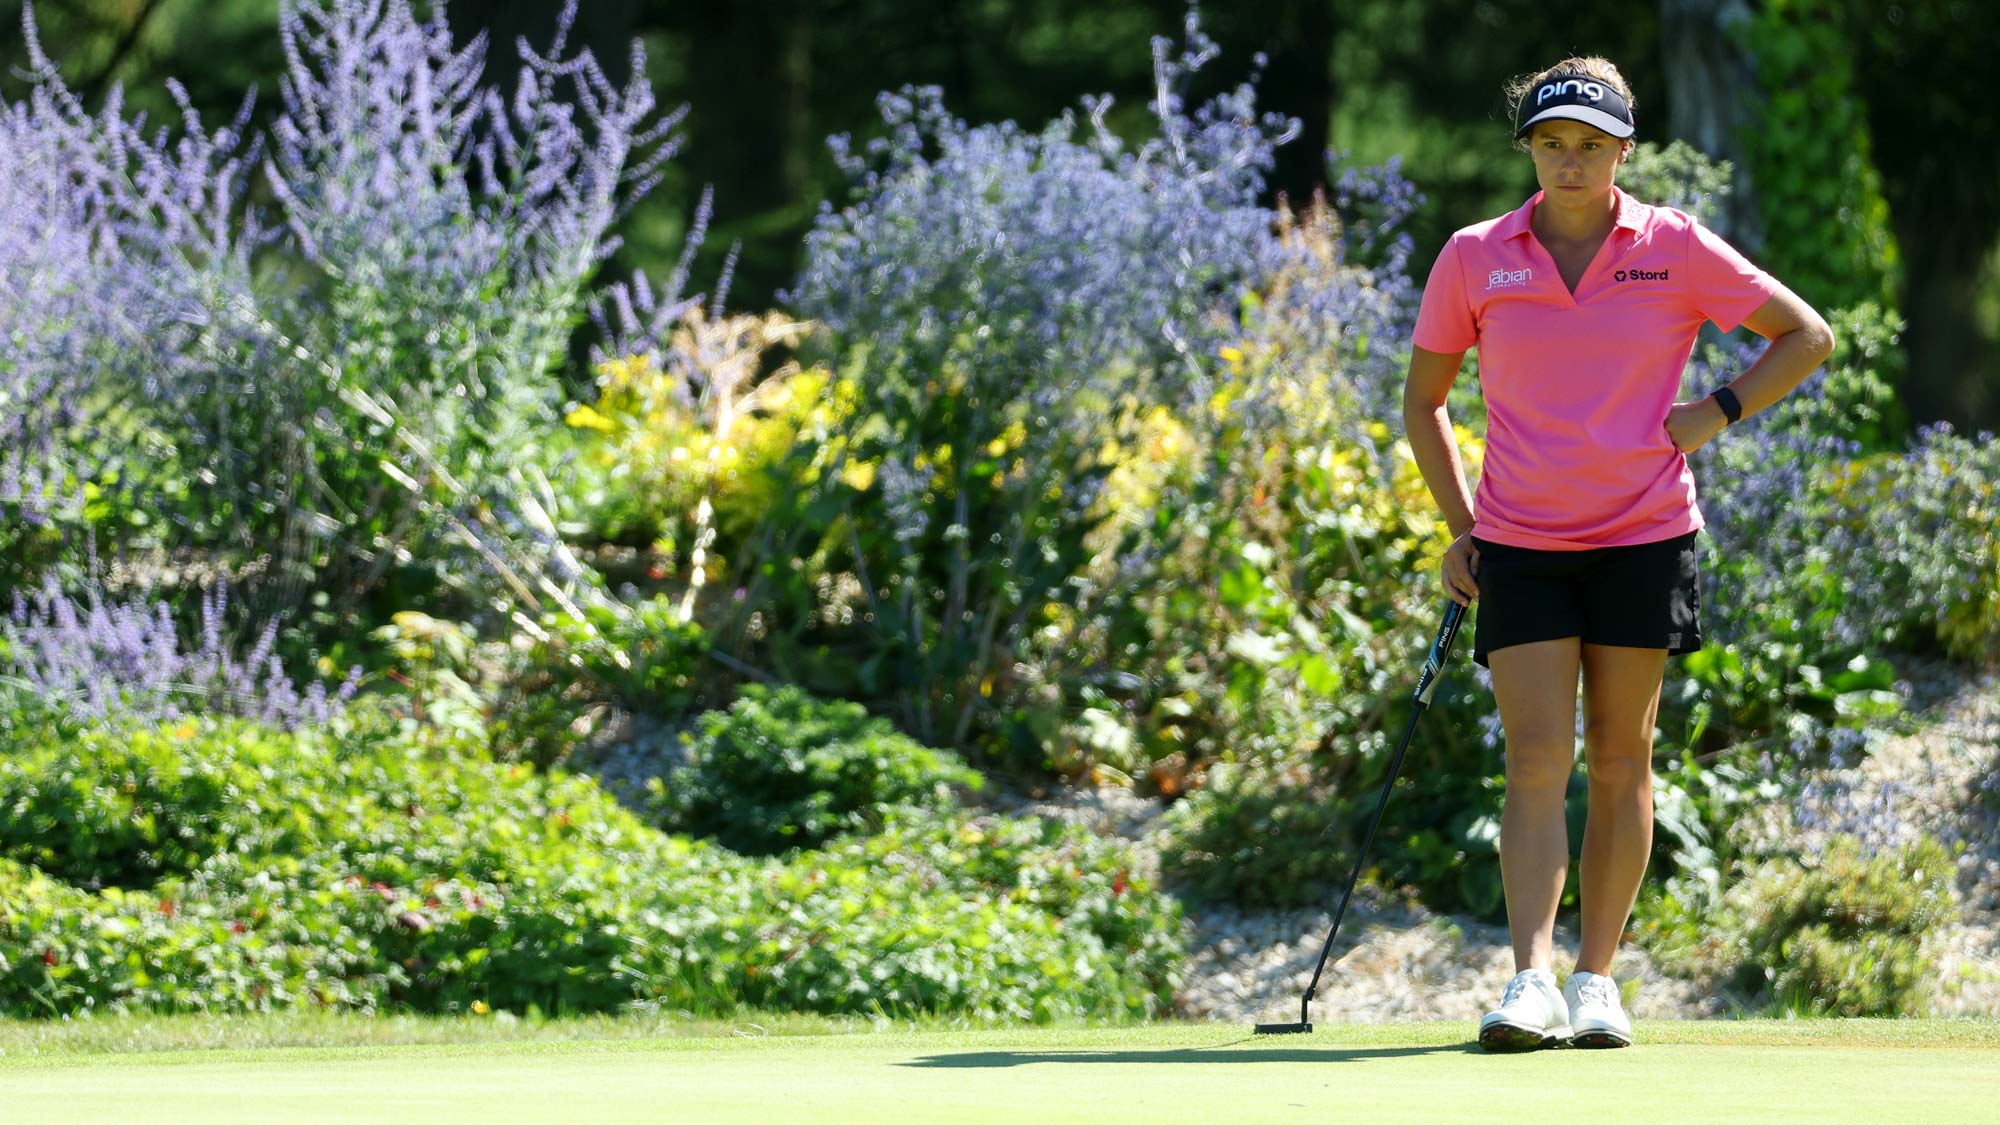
1443, 531, 1481, 606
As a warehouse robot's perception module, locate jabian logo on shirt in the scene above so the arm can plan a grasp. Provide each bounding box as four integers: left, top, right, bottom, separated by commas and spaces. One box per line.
1614, 267, 1670, 283
1487, 267, 1533, 290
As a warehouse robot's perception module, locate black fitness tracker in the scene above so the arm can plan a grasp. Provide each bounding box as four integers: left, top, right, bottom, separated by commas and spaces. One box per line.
1710, 386, 1742, 424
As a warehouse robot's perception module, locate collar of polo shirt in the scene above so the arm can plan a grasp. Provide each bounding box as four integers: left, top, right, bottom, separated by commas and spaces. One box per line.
1492, 184, 1646, 242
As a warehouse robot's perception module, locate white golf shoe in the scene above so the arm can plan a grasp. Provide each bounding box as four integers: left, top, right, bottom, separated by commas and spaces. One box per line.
1563, 970, 1634, 1048
1478, 968, 1571, 1052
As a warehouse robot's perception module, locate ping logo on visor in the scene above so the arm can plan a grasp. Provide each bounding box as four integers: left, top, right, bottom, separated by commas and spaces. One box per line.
1539, 78, 1606, 105
1515, 74, 1635, 140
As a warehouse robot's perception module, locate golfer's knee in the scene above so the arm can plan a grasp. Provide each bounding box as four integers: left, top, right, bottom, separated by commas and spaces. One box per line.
1504, 739, 1573, 796
1584, 743, 1652, 791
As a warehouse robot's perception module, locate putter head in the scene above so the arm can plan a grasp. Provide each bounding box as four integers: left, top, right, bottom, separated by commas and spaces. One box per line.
1253, 1021, 1312, 1035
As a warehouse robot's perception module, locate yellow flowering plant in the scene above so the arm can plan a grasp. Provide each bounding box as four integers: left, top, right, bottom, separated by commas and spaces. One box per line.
554, 310, 846, 613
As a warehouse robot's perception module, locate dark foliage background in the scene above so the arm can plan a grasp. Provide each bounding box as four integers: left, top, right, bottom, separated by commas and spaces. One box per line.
4, 0, 1993, 430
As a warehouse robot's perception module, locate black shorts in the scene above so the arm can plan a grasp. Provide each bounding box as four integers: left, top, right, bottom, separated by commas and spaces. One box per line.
1468, 529, 1703, 669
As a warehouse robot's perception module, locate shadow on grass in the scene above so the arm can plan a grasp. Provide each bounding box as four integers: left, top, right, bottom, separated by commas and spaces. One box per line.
900, 1036, 1484, 1068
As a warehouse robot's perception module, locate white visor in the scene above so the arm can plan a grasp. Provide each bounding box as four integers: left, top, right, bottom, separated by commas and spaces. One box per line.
1517, 104, 1635, 139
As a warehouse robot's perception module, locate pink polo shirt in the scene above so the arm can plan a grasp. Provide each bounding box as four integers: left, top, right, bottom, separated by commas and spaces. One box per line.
1412, 185, 1779, 551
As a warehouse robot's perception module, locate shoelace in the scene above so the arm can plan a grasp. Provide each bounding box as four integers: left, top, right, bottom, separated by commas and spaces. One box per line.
1577, 975, 1619, 1009
1500, 974, 1535, 1006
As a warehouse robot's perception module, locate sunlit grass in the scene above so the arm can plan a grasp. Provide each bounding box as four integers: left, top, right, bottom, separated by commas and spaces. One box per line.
3, 1011, 1995, 1062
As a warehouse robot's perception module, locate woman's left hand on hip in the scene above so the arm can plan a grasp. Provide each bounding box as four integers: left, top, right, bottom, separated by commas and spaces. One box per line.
1663, 397, 1729, 454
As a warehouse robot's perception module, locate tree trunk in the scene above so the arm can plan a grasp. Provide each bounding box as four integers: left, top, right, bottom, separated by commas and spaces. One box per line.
1895, 233, 1999, 432
1844, 0, 2000, 432
1658, 0, 1761, 249
781, 1, 814, 206
1260, 0, 1335, 214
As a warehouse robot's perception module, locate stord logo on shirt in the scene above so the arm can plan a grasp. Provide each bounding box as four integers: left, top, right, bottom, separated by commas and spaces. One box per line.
1614, 267, 1670, 283
1487, 267, 1533, 290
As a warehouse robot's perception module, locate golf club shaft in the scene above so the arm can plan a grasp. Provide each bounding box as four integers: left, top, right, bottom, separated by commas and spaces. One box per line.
1293, 704, 1420, 1026
1292, 599, 1467, 1028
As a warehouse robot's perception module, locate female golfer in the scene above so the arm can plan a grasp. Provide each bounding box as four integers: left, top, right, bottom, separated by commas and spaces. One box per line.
1402, 57, 1834, 1051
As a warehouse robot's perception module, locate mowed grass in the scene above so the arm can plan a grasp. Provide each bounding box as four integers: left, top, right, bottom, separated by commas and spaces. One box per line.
2, 1015, 1997, 1123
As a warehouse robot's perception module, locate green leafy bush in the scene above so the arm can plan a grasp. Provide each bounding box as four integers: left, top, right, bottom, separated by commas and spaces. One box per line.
1832, 429, 2000, 664
1748, 834, 1957, 1016
1158, 761, 1356, 909
1670, 644, 1901, 765
1642, 834, 1956, 1016
1618, 140, 1734, 226
489, 594, 714, 769
1738, 0, 1900, 312
1159, 680, 1513, 920
647, 683, 982, 855
0, 851, 398, 1015
1755, 302, 1910, 457
543, 596, 712, 715
0, 720, 293, 890
0, 709, 1179, 1021
1645, 748, 1783, 907
729, 813, 1184, 1019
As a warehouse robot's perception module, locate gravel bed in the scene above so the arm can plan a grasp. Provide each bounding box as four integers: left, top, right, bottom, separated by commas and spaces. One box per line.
1173, 895, 1712, 1025
565, 709, 695, 807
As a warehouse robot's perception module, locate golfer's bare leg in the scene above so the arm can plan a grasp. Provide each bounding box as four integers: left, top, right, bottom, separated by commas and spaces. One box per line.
1488, 636, 1582, 973
1575, 642, 1667, 975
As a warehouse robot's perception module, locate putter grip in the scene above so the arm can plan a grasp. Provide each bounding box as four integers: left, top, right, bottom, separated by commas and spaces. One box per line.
1412, 598, 1467, 707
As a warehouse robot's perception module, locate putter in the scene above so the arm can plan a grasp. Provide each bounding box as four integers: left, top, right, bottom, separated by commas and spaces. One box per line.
1253, 597, 1469, 1035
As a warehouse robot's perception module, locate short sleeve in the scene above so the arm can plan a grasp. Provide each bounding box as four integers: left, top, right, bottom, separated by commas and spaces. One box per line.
1412, 235, 1477, 353
1686, 220, 1780, 332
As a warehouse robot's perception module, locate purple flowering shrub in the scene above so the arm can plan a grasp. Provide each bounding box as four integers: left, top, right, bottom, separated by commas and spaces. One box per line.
258, 0, 688, 547
1, 578, 360, 731
0, 3, 270, 593
2, 0, 713, 641
733, 18, 1452, 788
788, 19, 1293, 381
745, 11, 1303, 764
749, 14, 1443, 785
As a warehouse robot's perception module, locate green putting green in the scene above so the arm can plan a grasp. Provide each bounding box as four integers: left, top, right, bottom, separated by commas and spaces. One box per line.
2, 1020, 1997, 1123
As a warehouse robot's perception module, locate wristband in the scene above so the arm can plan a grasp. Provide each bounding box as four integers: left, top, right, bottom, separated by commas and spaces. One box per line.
1710, 387, 1743, 424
